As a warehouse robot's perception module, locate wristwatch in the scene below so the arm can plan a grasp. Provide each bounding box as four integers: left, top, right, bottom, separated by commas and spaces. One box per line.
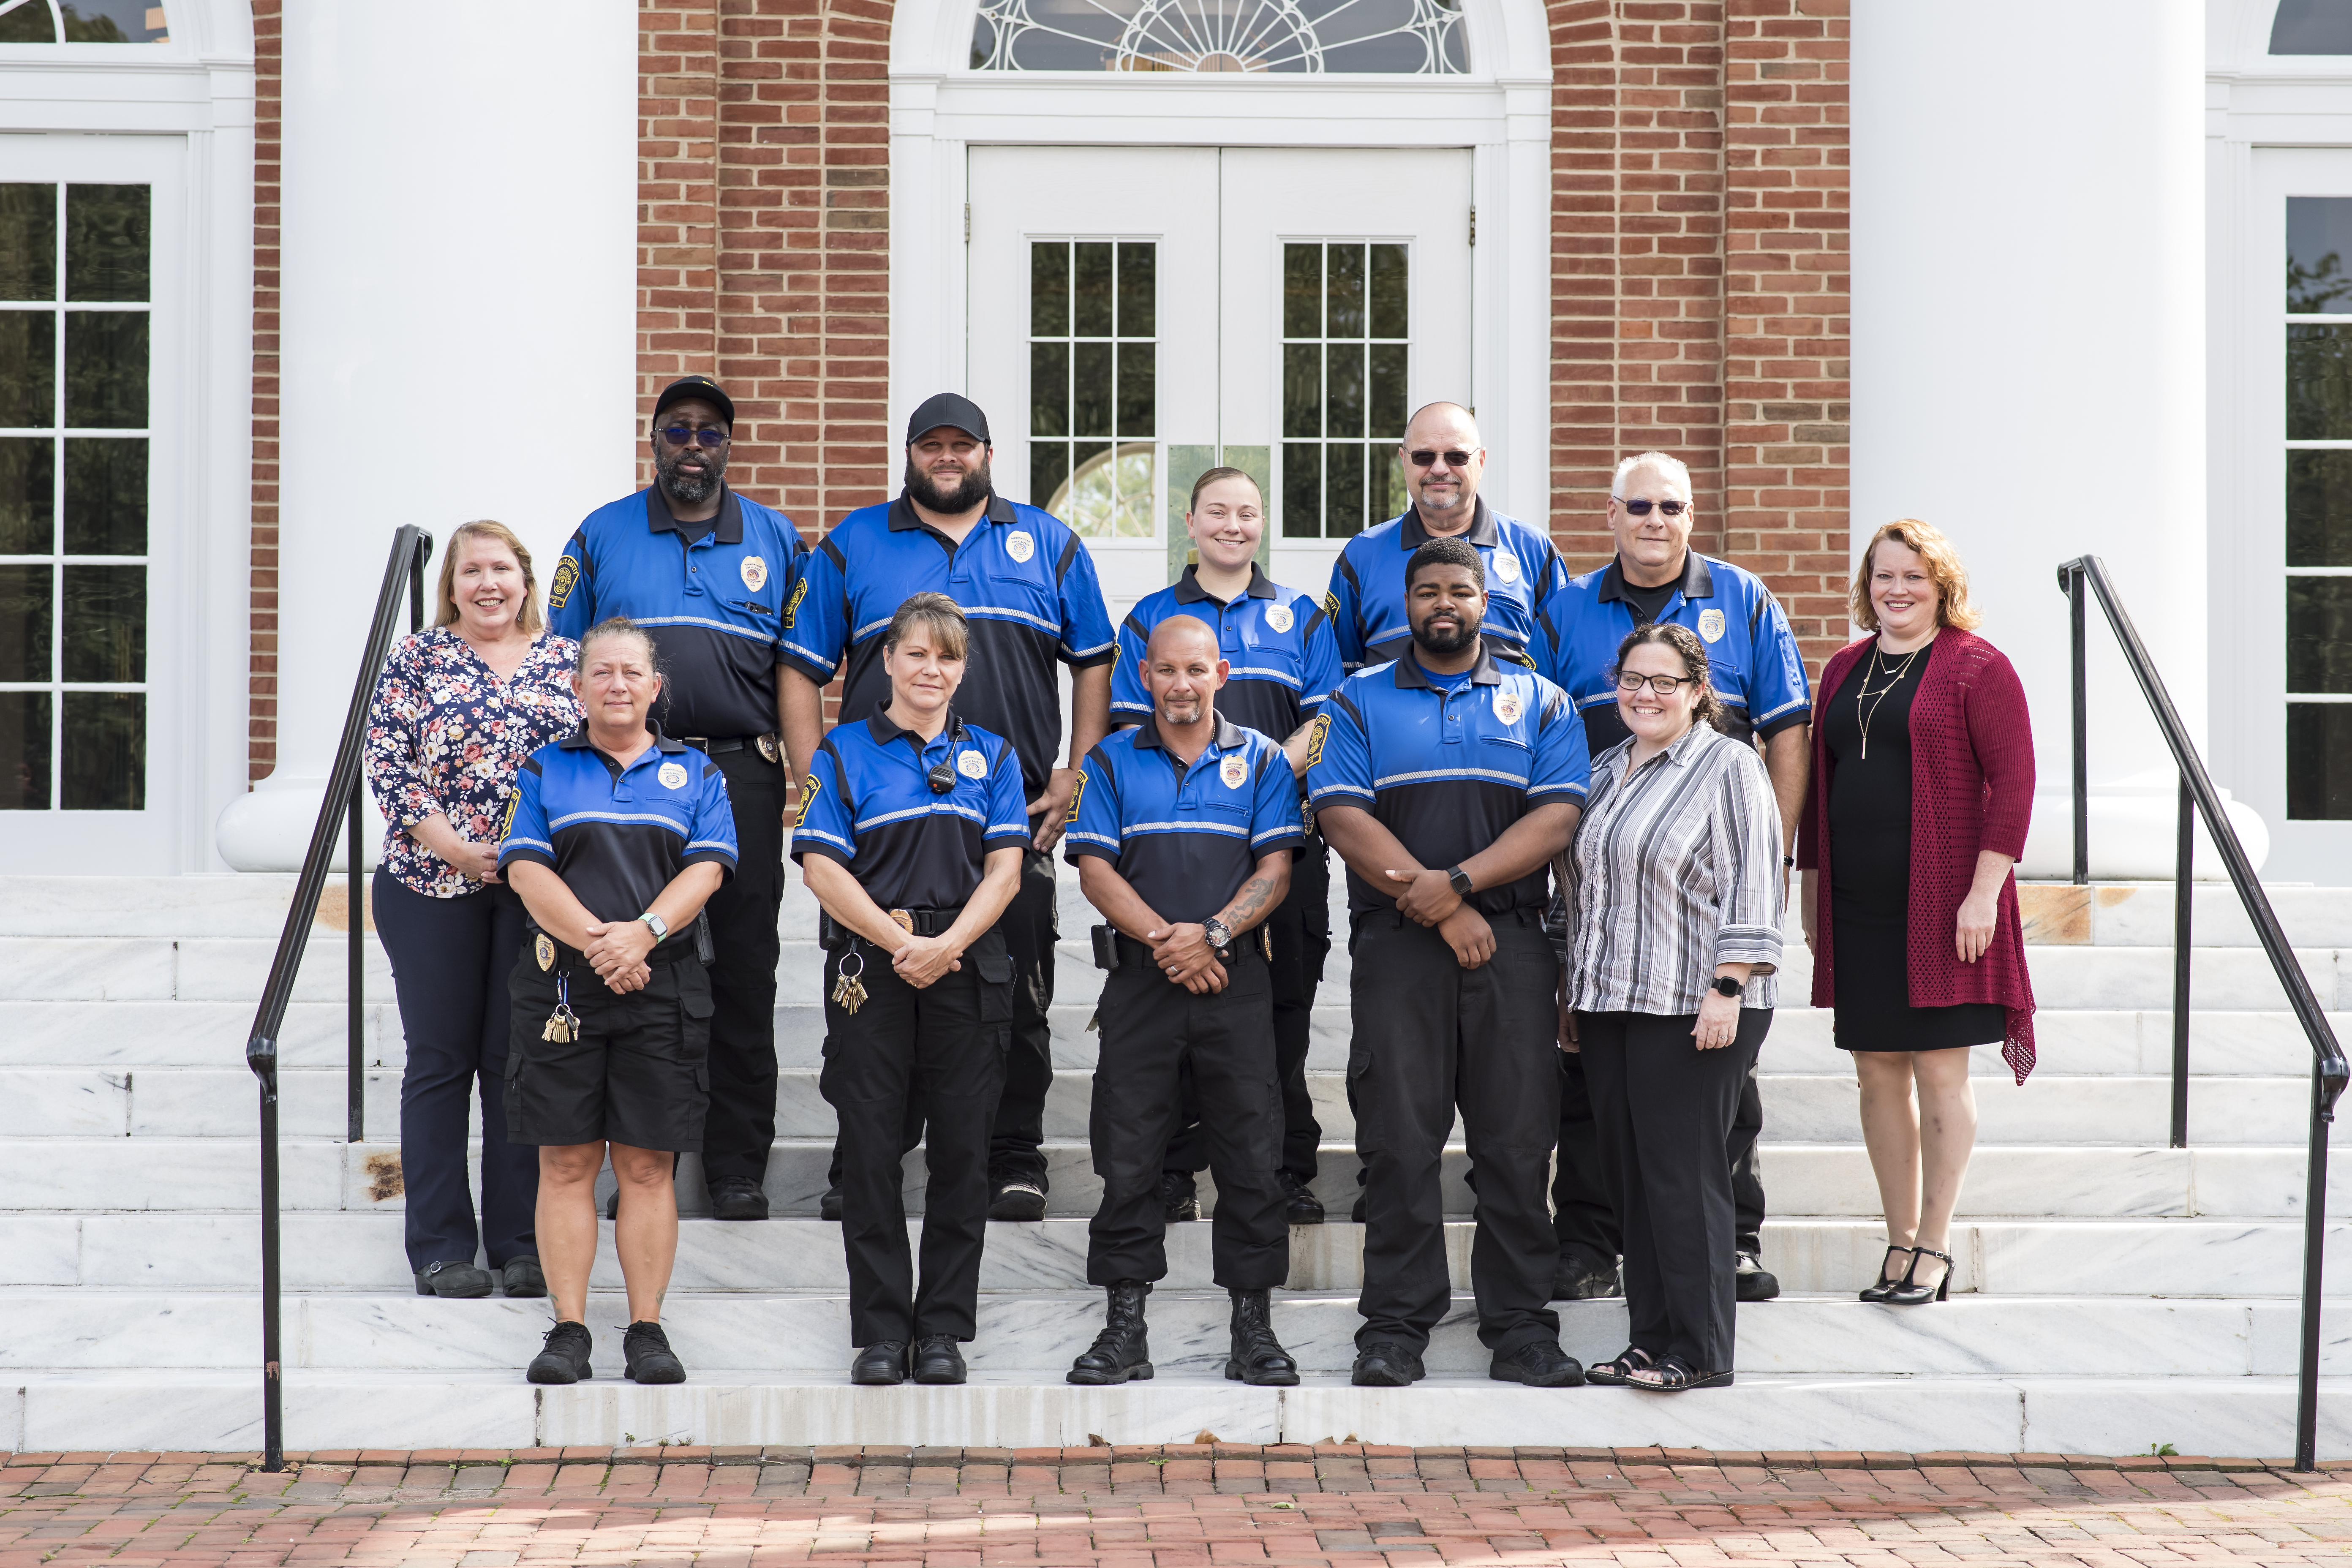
1203, 917, 1234, 955
638, 912, 670, 942
1446, 865, 1475, 898
1711, 975, 1744, 999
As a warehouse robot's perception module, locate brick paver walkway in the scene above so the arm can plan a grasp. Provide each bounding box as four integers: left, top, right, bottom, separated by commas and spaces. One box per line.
0, 1448, 2348, 1568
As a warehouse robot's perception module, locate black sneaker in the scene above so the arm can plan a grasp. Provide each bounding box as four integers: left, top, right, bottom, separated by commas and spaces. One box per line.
852, 1340, 909, 1385
1277, 1170, 1324, 1225
500, 1257, 547, 1298
1553, 1253, 1623, 1300
1490, 1340, 1584, 1387
527, 1320, 593, 1385
415, 1260, 494, 1298
1350, 1191, 1367, 1223
622, 1320, 686, 1384
1349, 1340, 1424, 1387
912, 1334, 966, 1384
1735, 1251, 1780, 1302
709, 1176, 769, 1221
988, 1173, 1047, 1222
602, 1190, 619, 1222
820, 1184, 843, 1222
1160, 1171, 1200, 1222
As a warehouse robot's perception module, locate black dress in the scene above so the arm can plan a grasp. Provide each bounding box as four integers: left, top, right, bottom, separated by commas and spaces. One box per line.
1824, 638, 2006, 1052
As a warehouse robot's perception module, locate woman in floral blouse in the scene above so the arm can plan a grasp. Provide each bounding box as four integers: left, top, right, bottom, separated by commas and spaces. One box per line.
365, 520, 582, 1301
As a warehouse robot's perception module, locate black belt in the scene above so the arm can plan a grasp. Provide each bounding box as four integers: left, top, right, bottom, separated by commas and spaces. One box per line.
534, 931, 703, 972
825, 903, 967, 947
1110, 929, 1268, 971
680, 732, 781, 763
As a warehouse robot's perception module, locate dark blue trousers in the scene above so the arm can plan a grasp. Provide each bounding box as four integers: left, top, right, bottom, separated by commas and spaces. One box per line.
373, 872, 538, 1273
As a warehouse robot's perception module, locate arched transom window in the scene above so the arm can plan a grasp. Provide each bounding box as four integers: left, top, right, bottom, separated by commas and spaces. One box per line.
971, 0, 1465, 74
0, 0, 169, 42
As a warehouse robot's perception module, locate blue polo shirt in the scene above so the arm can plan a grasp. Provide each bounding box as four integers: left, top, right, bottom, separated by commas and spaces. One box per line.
1111, 564, 1342, 746
548, 486, 808, 741
1549, 553, 1811, 756
1306, 647, 1588, 918
789, 705, 1032, 911
1065, 718, 1305, 926
498, 729, 739, 932
782, 492, 1117, 799
1324, 499, 1573, 684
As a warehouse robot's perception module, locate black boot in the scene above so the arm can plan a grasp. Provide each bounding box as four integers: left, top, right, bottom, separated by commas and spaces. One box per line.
1066, 1281, 1154, 1384
1223, 1288, 1298, 1386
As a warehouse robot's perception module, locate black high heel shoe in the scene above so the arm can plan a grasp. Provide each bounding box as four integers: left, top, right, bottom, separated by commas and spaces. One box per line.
1883, 1246, 1952, 1305
1859, 1245, 1914, 1304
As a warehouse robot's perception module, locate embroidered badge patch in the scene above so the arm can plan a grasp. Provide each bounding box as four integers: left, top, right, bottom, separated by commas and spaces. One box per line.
658, 761, 689, 789
1494, 690, 1524, 724
1220, 754, 1248, 789
1698, 607, 1726, 643
1492, 552, 1521, 584
1006, 530, 1036, 564
1265, 605, 1294, 634
1304, 713, 1331, 768
548, 556, 579, 608
958, 749, 988, 779
740, 555, 768, 592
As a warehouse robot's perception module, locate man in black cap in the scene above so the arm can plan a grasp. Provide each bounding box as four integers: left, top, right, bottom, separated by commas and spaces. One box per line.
782, 394, 1117, 1220
550, 376, 809, 1221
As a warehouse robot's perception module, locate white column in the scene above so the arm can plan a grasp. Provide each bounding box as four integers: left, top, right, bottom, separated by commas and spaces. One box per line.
1850, 1, 2251, 877
215, 2, 640, 871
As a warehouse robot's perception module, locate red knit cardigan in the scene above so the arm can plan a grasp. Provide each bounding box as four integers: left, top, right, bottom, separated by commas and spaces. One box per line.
1795, 628, 2039, 1080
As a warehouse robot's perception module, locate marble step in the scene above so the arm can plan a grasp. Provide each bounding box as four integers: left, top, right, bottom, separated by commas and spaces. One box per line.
10, 1366, 2349, 1457
15, 1212, 2347, 1298
2024, 882, 2352, 949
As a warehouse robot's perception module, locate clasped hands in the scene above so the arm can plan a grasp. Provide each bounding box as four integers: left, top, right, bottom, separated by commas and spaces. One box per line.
580, 918, 656, 994
1144, 922, 1228, 994
1384, 867, 1494, 970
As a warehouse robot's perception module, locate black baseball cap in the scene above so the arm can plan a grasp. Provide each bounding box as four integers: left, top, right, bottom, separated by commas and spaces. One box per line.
653, 375, 735, 429
905, 392, 991, 446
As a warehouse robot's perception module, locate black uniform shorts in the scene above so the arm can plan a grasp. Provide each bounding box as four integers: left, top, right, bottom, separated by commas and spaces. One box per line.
505, 945, 713, 1153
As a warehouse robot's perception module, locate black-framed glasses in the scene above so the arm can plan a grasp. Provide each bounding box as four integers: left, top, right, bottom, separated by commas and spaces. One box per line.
659, 426, 730, 449
1407, 449, 1475, 468
1612, 670, 1698, 695
1613, 496, 1687, 517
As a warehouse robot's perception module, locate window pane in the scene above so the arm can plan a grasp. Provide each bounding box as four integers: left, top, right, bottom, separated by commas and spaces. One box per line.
1327, 244, 1365, 338
1072, 341, 1112, 436
62, 437, 144, 555
2274, 0, 2352, 56
1326, 441, 1364, 538
62, 564, 143, 683
1030, 342, 1069, 437
2289, 324, 2352, 439
0, 438, 54, 555
61, 691, 142, 811
1370, 244, 1407, 338
1073, 242, 1113, 337
1031, 442, 1069, 512
1326, 342, 1365, 438
2289, 450, 2352, 566
1110, 444, 1154, 538
1283, 245, 1320, 339
1030, 242, 1067, 336
1283, 443, 1320, 538
2289, 703, 2352, 818
1116, 242, 1154, 337
1372, 444, 1407, 521
1115, 340, 1153, 438
1283, 343, 1320, 438
1062, 440, 1111, 534
65, 185, 148, 303
1369, 342, 1407, 437
64, 311, 146, 428
0, 5, 56, 43
0, 312, 56, 428
60, 1, 168, 41
2290, 577, 2352, 692
0, 693, 51, 811
0, 186, 56, 301
0, 564, 53, 683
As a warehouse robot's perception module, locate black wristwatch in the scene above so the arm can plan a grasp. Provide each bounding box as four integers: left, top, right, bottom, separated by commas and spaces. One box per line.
1446, 865, 1474, 898
1712, 975, 1745, 999
1203, 917, 1234, 955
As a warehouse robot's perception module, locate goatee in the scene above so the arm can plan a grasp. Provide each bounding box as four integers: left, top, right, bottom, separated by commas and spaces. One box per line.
906, 455, 992, 514
1413, 619, 1478, 656
658, 446, 727, 508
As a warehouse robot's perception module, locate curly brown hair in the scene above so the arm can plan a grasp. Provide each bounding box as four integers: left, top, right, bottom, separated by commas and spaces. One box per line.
1609, 621, 1726, 734
1851, 518, 1982, 632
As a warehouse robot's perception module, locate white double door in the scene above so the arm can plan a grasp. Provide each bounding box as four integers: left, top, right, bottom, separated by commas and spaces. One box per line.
967, 145, 1471, 610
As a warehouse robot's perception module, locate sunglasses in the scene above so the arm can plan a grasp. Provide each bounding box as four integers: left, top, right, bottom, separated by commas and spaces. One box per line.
659, 426, 730, 449
1407, 450, 1475, 468
1612, 670, 1699, 695
1613, 496, 1687, 517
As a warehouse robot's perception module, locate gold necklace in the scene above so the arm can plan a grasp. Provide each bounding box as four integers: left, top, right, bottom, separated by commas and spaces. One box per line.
1856, 639, 1925, 760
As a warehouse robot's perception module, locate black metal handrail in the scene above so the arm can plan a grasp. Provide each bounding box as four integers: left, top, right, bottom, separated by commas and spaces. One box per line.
242, 525, 431, 1472
2060, 554, 2349, 1471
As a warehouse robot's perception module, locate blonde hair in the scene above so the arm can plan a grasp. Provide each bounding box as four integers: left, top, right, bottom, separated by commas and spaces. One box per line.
433, 520, 545, 636
883, 591, 969, 662
1851, 518, 1982, 633
575, 616, 659, 678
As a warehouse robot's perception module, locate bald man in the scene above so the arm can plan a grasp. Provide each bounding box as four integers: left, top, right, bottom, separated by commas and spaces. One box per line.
1062, 617, 1304, 1387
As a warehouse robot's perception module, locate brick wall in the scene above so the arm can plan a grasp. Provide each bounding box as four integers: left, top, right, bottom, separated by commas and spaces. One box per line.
248, 0, 283, 780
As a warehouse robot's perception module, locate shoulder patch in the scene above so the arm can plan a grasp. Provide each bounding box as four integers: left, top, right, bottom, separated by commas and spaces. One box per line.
1304, 712, 1332, 769
1062, 766, 1088, 826
784, 575, 808, 629
794, 770, 822, 830
548, 555, 580, 609
499, 792, 519, 838
1320, 590, 1342, 621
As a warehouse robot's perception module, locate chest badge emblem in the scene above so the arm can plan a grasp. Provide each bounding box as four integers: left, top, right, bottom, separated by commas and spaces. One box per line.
658, 761, 689, 789
1494, 690, 1524, 724
958, 749, 988, 780
1264, 604, 1294, 634
1697, 607, 1726, 643
1219, 754, 1248, 789
1006, 530, 1036, 564
534, 934, 555, 972
740, 555, 769, 592
1492, 551, 1521, 585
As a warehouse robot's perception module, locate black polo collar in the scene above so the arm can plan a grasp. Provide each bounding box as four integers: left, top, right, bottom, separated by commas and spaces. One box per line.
1172, 563, 1278, 605
645, 484, 744, 545
1132, 714, 1248, 754
1392, 643, 1502, 690
1398, 496, 1498, 550
1596, 550, 1713, 604
864, 701, 964, 751
558, 724, 687, 756
887, 491, 1018, 532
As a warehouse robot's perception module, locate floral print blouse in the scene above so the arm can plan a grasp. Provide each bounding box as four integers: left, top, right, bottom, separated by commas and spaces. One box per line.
364, 628, 583, 898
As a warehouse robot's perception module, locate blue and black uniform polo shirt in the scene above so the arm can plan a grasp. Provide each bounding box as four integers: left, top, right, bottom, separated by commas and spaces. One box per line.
1111, 564, 1342, 746
1324, 500, 1573, 684
1306, 647, 1589, 918
1549, 552, 1811, 757
783, 492, 1117, 801
498, 729, 740, 934
548, 486, 808, 742
1065, 719, 1305, 926
789, 705, 1032, 911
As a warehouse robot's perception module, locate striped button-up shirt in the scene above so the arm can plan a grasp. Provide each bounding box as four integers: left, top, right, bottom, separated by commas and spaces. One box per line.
1565, 720, 1785, 1015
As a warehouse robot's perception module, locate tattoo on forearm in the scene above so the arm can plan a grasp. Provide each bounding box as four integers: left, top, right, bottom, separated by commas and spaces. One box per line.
1221, 874, 1276, 929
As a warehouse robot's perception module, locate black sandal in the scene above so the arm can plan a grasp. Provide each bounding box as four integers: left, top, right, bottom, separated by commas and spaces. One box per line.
1628, 1353, 1732, 1392
1582, 1345, 1655, 1387
1884, 1247, 1952, 1306
1860, 1245, 1915, 1303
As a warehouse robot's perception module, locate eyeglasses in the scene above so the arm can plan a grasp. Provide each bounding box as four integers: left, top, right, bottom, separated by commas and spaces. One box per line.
1612, 496, 1687, 517
1612, 670, 1699, 695
659, 426, 730, 449
1407, 450, 1475, 468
